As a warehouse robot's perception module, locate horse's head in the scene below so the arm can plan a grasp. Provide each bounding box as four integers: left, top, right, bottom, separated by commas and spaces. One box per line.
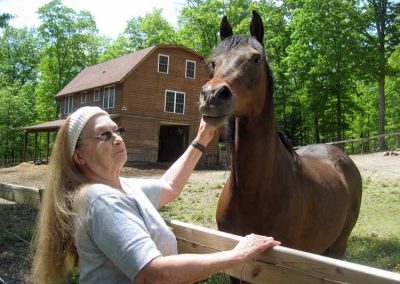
199, 10, 272, 126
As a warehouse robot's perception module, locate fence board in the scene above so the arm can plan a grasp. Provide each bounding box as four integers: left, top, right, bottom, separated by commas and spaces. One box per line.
166, 219, 400, 284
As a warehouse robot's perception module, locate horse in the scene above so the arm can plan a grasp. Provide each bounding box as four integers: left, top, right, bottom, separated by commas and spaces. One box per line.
199, 10, 362, 281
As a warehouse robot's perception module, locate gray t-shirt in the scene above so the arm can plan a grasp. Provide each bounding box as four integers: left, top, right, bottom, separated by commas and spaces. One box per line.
74, 177, 177, 283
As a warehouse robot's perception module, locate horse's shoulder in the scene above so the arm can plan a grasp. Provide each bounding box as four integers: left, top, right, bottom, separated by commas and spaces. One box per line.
296, 143, 343, 158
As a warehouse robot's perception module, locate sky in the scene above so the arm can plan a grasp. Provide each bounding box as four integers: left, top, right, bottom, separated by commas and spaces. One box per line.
0, 0, 186, 39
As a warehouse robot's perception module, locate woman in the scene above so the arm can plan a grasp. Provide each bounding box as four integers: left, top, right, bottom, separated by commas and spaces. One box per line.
31, 106, 280, 284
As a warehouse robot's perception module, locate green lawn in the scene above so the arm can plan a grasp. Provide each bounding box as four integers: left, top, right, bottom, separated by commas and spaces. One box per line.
344, 176, 400, 271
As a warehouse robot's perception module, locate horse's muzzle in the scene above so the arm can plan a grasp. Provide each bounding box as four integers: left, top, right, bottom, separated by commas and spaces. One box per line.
200, 84, 233, 113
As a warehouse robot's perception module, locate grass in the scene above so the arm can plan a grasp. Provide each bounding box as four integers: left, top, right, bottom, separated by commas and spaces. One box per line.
160, 181, 224, 229
343, 176, 400, 271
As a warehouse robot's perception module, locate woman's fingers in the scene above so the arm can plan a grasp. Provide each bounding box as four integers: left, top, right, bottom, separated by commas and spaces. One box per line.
233, 234, 281, 261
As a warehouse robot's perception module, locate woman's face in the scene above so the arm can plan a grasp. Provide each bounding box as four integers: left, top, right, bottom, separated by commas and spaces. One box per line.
74, 115, 127, 178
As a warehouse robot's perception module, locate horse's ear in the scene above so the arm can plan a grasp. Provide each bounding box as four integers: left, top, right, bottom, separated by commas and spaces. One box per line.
220, 15, 233, 41
250, 10, 264, 45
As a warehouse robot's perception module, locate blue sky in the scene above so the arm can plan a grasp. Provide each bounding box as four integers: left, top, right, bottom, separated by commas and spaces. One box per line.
0, 0, 185, 39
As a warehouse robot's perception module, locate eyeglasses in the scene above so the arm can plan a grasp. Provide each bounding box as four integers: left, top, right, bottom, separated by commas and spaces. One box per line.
81, 127, 126, 141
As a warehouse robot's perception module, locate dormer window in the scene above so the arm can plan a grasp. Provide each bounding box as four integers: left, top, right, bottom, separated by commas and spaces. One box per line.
81, 92, 87, 104
185, 60, 196, 79
158, 54, 169, 74
94, 89, 100, 101
64, 95, 73, 114
103, 86, 115, 109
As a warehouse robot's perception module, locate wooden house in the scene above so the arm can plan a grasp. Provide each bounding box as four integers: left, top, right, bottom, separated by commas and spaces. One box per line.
51, 44, 219, 165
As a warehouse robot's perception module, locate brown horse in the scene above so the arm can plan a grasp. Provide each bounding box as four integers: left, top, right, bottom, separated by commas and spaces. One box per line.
199, 10, 362, 265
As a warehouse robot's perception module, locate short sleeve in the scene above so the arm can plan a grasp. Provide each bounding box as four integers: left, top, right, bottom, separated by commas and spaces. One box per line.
126, 178, 163, 209
88, 193, 162, 281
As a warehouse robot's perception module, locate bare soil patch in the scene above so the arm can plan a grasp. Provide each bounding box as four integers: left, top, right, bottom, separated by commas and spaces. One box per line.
0, 152, 398, 188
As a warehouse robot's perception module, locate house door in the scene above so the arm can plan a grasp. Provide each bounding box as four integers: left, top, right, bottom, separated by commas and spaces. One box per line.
158, 125, 189, 162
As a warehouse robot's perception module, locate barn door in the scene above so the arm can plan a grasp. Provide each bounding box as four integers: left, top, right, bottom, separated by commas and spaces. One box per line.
158, 125, 189, 162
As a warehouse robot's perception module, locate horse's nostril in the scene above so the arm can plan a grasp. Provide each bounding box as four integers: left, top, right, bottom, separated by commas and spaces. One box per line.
217, 86, 232, 100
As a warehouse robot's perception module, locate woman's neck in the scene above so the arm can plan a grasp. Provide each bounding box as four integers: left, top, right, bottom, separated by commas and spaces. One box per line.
84, 167, 122, 190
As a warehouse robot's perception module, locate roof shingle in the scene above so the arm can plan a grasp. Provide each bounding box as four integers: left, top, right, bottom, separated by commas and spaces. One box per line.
56, 46, 156, 97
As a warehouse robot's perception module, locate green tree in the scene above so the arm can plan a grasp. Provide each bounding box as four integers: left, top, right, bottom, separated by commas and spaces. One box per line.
0, 12, 13, 28
354, 0, 400, 150
0, 27, 41, 86
35, 0, 101, 121
0, 26, 41, 161
177, 0, 225, 56
124, 8, 177, 51
285, 0, 363, 144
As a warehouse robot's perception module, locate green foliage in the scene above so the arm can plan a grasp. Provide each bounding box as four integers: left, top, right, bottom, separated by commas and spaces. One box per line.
0, 12, 13, 28
1, 0, 400, 160
0, 26, 41, 86
125, 9, 177, 50
0, 83, 36, 161
35, 0, 103, 122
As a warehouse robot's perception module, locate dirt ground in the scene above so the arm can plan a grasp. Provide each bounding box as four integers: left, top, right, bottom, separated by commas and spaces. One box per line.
0, 151, 399, 188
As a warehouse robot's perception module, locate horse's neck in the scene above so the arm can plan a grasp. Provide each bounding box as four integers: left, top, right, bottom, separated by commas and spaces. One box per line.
231, 107, 290, 194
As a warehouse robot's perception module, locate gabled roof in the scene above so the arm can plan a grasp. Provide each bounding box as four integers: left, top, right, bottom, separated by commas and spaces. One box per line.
56, 45, 204, 97
24, 119, 65, 132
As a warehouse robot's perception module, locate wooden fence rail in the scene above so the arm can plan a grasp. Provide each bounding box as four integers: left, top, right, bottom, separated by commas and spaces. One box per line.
166, 220, 400, 284
1, 183, 399, 283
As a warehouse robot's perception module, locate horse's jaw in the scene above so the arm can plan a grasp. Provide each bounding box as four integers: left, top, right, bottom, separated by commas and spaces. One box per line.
202, 114, 230, 127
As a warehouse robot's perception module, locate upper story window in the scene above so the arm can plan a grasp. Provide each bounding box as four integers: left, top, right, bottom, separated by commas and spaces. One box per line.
94, 89, 100, 101
64, 95, 73, 114
81, 92, 87, 104
165, 90, 185, 114
103, 86, 115, 109
158, 54, 169, 74
185, 60, 196, 79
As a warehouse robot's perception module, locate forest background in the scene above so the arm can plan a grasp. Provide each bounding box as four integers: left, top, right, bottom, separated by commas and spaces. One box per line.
0, 0, 399, 162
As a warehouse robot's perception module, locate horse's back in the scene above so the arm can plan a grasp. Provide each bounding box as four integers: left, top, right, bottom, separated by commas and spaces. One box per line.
296, 143, 361, 182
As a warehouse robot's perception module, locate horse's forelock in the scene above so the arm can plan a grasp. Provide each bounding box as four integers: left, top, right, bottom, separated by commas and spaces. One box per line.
209, 35, 265, 63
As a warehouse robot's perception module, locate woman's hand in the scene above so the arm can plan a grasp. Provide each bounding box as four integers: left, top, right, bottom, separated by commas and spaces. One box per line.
195, 116, 218, 147
232, 234, 281, 261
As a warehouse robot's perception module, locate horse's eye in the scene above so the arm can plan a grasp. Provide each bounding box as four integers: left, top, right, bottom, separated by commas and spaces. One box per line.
252, 54, 262, 64
211, 61, 216, 70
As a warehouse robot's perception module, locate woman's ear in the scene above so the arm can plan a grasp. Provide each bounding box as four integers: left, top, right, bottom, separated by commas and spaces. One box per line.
73, 150, 86, 167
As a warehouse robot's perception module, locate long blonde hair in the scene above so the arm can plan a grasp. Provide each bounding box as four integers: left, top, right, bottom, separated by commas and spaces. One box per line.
31, 118, 89, 284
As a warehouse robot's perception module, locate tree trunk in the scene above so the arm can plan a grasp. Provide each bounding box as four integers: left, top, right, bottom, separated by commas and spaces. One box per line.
378, 70, 386, 150
374, 0, 388, 151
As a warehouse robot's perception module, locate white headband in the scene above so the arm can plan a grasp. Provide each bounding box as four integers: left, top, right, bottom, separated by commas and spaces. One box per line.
67, 106, 108, 157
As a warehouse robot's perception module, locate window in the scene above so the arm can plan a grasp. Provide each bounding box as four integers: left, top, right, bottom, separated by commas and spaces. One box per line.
158, 54, 169, 74
103, 86, 115, 109
185, 60, 196, 79
81, 92, 87, 104
164, 90, 185, 114
64, 95, 73, 114
94, 89, 100, 101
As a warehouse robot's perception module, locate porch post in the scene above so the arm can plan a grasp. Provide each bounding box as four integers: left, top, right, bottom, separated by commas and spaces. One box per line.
34, 132, 38, 162
23, 131, 28, 162
46, 131, 50, 163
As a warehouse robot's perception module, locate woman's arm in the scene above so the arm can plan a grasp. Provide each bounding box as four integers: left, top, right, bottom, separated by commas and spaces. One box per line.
159, 118, 217, 207
134, 234, 280, 284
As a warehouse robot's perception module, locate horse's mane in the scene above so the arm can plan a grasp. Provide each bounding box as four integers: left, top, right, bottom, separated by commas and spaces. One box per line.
212, 35, 298, 162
